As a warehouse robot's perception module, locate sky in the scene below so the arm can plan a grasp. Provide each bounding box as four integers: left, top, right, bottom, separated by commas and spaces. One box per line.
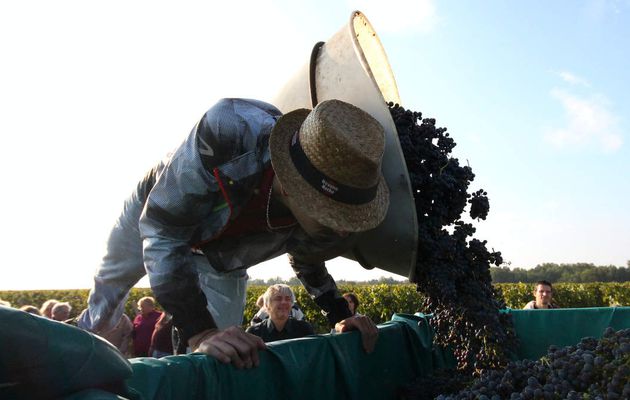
1, 0, 628, 290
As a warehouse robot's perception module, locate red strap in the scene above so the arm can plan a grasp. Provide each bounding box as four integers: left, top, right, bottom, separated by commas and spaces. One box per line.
219, 166, 295, 238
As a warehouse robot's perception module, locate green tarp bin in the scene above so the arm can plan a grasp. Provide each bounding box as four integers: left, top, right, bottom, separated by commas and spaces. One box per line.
2, 306, 629, 399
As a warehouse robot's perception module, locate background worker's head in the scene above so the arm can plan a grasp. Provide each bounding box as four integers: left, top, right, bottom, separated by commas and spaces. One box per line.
534, 280, 553, 308
263, 284, 296, 323
137, 297, 156, 316
343, 292, 360, 315
51, 302, 72, 321
40, 299, 59, 318
256, 294, 265, 310
20, 305, 41, 316
270, 99, 390, 238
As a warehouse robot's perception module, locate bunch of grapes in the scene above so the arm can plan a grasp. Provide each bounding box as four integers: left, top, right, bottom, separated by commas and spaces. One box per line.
390, 103, 517, 374
440, 327, 630, 399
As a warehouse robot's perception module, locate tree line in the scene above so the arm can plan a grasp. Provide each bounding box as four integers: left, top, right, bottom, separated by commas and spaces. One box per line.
490, 262, 630, 283
251, 262, 630, 286
247, 276, 407, 286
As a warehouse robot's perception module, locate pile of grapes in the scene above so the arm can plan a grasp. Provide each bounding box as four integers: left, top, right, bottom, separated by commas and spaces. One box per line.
390, 103, 517, 374
440, 327, 630, 399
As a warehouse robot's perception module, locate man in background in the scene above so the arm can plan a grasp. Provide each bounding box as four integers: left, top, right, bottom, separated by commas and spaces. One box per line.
523, 280, 557, 309
247, 284, 314, 342
51, 302, 72, 322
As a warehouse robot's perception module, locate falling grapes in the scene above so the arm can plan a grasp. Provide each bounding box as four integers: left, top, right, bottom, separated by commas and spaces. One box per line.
392, 103, 629, 399
469, 189, 490, 221
390, 102, 517, 376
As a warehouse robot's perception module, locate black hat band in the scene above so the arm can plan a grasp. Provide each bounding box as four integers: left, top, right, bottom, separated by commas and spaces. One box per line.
289, 131, 378, 205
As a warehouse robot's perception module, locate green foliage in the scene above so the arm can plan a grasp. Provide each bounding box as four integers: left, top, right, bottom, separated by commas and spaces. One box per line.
599, 282, 630, 306
339, 284, 424, 323
2, 283, 628, 329
0, 289, 90, 318
495, 283, 532, 309
0, 288, 157, 320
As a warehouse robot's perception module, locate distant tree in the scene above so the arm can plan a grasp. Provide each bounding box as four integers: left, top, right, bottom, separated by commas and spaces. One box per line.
286, 276, 301, 286
264, 276, 286, 285
490, 263, 630, 283
248, 275, 407, 286
365, 276, 408, 285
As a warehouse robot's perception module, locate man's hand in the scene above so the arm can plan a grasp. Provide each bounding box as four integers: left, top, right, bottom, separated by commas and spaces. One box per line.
334, 315, 379, 353
188, 326, 267, 369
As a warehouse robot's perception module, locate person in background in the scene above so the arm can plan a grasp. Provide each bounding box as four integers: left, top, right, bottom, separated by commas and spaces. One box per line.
250, 295, 267, 326
246, 284, 314, 343
133, 297, 162, 357
40, 299, 59, 318
343, 292, 361, 316
523, 280, 557, 310
149, 312, 174, 358
256, 294, 265, 311
100, 313, 134, 357
250, 292, 305, 326
0, 299, 12, 308
19, 305, 41, 316
51, 302, 72, 322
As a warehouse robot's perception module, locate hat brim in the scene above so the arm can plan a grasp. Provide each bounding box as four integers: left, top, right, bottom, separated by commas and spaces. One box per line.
269, 108, 390, 233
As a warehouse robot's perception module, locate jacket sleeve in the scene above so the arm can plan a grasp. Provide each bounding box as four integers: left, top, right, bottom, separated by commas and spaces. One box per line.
288, 230, 357, 328
139, 117, 227, 343
289, 256, 352, 327
287, 234, 355, 327
140, 99, 282, 344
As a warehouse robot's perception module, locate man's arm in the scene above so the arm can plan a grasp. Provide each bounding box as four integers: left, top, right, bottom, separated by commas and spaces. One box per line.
119, 316, 133, 356
142, 236, 217, 344
139, 139, 224, 344
289, 255, 378, 353
139, 99, 277, 366
141, 172, 267, 367
289, 256, 353, 326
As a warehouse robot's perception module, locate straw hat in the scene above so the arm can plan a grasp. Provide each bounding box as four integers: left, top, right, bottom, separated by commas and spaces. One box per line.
269, 99, 389, 232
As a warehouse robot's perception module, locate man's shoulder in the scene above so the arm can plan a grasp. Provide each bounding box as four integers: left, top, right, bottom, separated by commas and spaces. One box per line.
196, 98, 282, 167
203, 98, 282, 128
215, 98, 282, 114
288, 318, 314, 332
523, 301, 536, 310
246, 319, 269, 335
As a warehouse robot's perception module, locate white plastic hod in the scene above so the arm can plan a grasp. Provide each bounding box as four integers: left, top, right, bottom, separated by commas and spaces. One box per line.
271, 11, 418, 280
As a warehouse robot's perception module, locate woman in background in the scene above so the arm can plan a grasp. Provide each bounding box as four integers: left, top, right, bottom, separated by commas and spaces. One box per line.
343, 293, 361, 316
